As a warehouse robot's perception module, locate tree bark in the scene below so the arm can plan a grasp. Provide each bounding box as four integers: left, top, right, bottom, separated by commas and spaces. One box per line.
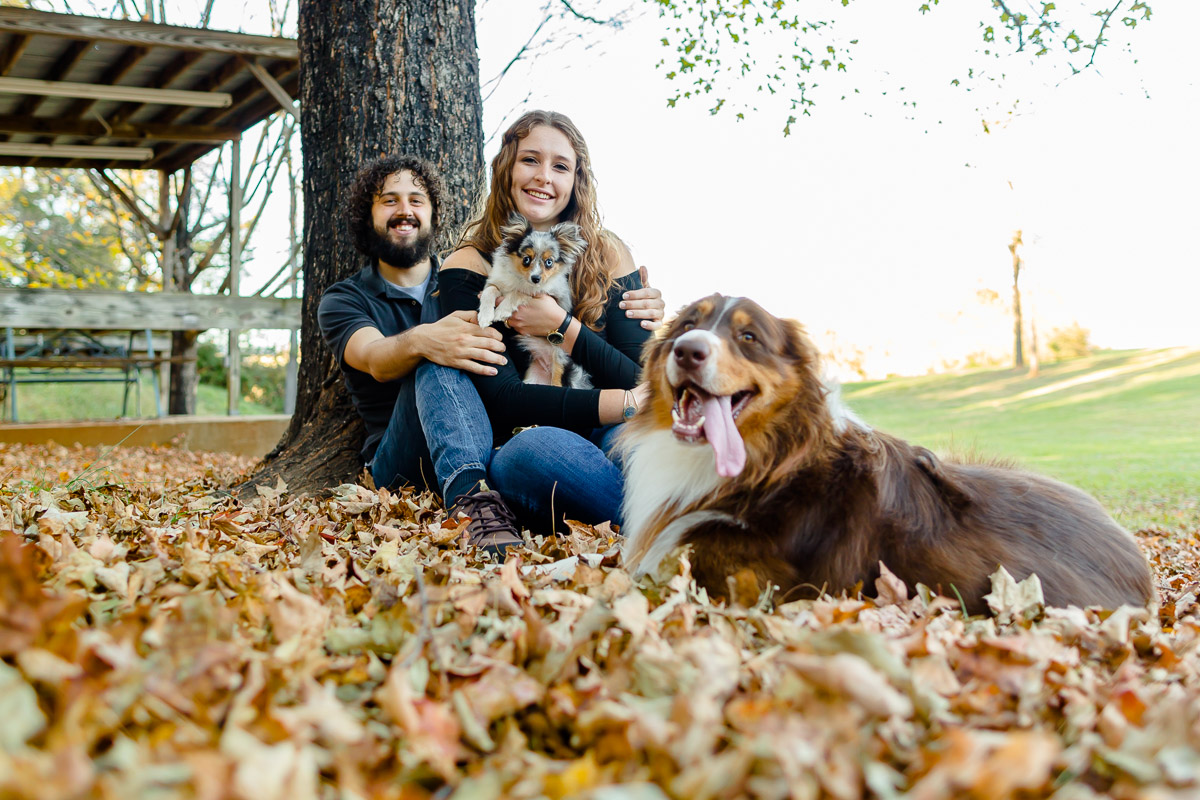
245, 0, 484, 495
168, 179, 199, 415
168, 330, 200, 414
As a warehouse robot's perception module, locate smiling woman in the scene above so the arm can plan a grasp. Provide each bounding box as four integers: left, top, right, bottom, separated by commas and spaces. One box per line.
438, 109, 667, 532
509, 124, 575, 226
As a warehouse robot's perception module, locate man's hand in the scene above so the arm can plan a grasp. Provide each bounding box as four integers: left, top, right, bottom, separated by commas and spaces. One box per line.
506, 293, 567, 337
415, 310, 507, 376
620, 266, 666, 330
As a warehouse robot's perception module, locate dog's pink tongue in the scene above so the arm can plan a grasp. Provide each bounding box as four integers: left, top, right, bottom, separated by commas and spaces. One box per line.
701, 395, 746, 478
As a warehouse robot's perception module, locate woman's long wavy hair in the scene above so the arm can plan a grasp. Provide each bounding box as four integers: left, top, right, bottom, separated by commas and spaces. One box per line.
456, 110, 619, 330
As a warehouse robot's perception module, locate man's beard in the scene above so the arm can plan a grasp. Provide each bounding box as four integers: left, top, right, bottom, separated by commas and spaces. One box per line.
368, 220, 433, 270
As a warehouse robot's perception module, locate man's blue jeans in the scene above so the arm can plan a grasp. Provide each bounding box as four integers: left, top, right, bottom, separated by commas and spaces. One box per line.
370, 363, 624, 528
370, 362, 493, 504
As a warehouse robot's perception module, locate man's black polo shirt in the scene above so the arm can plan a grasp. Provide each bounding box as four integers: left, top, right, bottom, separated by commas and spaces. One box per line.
317, 259, 440, 461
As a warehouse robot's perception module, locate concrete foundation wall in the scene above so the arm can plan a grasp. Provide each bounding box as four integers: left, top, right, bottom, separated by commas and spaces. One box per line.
0, 415, 290, 457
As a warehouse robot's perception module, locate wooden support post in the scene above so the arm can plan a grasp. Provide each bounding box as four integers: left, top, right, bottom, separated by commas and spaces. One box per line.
227, 138, 242, 416
4, 327, 15, 422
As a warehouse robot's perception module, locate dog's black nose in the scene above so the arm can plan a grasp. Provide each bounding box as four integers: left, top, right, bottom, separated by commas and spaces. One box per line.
674, 337, 709, 370
530, 274, 541, 284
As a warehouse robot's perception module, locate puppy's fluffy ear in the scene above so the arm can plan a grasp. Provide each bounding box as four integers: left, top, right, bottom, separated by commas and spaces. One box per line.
500, 213, 531, 248
548, 221, 587, 263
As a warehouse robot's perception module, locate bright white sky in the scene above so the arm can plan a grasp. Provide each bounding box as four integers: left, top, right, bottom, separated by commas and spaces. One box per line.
470, 0, 1200, 376
121, 0, 1200, 376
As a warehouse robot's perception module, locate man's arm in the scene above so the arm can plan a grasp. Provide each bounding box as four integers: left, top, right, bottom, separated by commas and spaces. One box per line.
343, 310, 507, 382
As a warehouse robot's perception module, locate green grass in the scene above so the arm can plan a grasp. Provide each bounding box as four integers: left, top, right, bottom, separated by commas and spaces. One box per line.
0, 371, 279, 420
841, 348, 1200, 533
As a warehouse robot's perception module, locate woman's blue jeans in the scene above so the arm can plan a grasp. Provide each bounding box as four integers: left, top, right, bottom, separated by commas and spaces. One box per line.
369, 363, 624, 529
489, 424, 625, 531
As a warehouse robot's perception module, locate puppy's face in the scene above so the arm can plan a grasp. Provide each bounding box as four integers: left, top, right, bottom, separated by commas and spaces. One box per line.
498, 214, 586, 290
637, 294, 823, 478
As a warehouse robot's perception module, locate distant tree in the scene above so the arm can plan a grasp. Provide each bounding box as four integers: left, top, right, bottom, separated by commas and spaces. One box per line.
1009, 228, 1024, 368
1048, 322, 1093, 361
0, 169, 156, 290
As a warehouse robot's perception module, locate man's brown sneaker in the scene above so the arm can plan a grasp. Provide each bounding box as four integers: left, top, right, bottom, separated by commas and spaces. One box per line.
450, 488, 523, 559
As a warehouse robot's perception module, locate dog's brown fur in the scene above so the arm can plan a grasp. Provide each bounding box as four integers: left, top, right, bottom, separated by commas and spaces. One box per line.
619, 294, 1155, 614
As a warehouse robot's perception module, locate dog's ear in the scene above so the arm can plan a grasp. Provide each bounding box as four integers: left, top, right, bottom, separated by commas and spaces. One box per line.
548, 221, 587, 262
781, 318, 819, 366
642, 324, 673, 362
500, 213, 531, 246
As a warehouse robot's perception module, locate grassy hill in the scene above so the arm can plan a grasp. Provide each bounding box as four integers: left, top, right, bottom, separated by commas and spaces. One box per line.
841, 348, 1200, 533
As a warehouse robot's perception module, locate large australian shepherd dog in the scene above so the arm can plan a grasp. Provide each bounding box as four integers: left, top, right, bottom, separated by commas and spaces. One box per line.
619, 294, 1154, 614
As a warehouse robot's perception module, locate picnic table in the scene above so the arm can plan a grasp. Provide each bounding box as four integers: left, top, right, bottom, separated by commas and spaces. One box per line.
1, 327, 174, 421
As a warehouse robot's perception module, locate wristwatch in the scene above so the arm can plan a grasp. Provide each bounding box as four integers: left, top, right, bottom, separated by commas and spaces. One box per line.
547, 312, 572, 346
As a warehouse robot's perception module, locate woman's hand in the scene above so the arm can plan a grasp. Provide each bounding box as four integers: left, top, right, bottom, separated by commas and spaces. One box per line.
620, 266, 666, 330
506, 293, 568, 337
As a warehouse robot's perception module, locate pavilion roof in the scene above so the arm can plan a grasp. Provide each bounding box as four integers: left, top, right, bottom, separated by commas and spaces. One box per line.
0, 7, 298, 173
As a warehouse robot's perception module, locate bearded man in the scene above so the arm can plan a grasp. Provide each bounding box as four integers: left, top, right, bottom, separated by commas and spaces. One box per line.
318, 155, 521, 553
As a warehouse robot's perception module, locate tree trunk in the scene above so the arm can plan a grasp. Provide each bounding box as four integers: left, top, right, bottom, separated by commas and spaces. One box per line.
168, 180, 199, 414
168, 330, 200, 414
1009, 229, 1024, 369
1027, 314, 1039, 378
245, 0, 485, 495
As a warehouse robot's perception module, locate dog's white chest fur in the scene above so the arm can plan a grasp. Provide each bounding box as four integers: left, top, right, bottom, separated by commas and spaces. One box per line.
621, 430, 729, 575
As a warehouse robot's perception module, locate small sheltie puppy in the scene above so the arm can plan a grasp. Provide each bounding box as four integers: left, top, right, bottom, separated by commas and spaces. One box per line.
477, 213, 591, 388
619, 294, 1155, 614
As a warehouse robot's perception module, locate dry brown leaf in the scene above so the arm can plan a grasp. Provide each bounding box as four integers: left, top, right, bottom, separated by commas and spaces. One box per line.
1, 441, 1197, 799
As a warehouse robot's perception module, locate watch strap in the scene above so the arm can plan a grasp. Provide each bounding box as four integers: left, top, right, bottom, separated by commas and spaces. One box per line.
547, 312, 572, 345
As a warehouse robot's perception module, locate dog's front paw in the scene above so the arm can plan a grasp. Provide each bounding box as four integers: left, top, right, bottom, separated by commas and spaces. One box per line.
477, 304, 496, 328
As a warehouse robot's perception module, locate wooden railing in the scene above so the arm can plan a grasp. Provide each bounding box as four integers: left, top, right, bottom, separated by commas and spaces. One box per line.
1, 288, 301, 421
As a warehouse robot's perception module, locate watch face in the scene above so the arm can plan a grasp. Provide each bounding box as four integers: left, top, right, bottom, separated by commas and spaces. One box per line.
623, 405, 636, 419
547, 331, 565, 345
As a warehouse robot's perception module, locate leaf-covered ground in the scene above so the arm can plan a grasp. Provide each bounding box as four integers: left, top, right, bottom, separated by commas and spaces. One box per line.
2, 442, 1200, 800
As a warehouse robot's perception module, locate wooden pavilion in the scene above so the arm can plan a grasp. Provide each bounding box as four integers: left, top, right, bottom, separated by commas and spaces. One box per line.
0, 6, 302, 421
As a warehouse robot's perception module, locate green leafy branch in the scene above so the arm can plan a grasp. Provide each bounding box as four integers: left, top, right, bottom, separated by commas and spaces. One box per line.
650, 0, 1154, 135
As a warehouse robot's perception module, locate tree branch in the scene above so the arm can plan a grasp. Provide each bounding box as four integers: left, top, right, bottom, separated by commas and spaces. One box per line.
90, 169, 165, 239
240, 121, 295, 252
556, 0, 619, 27
193, 150, 222, 234
252, 242, 302, 297
167, 167, 191, 239
1086, 1, 1123, 69
482, 14, 551, 101
187, 222, 228, 284
992, 0, 1025, 51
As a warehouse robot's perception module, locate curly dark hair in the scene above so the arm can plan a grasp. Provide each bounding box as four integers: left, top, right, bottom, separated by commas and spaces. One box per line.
346, 155, 448, 257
